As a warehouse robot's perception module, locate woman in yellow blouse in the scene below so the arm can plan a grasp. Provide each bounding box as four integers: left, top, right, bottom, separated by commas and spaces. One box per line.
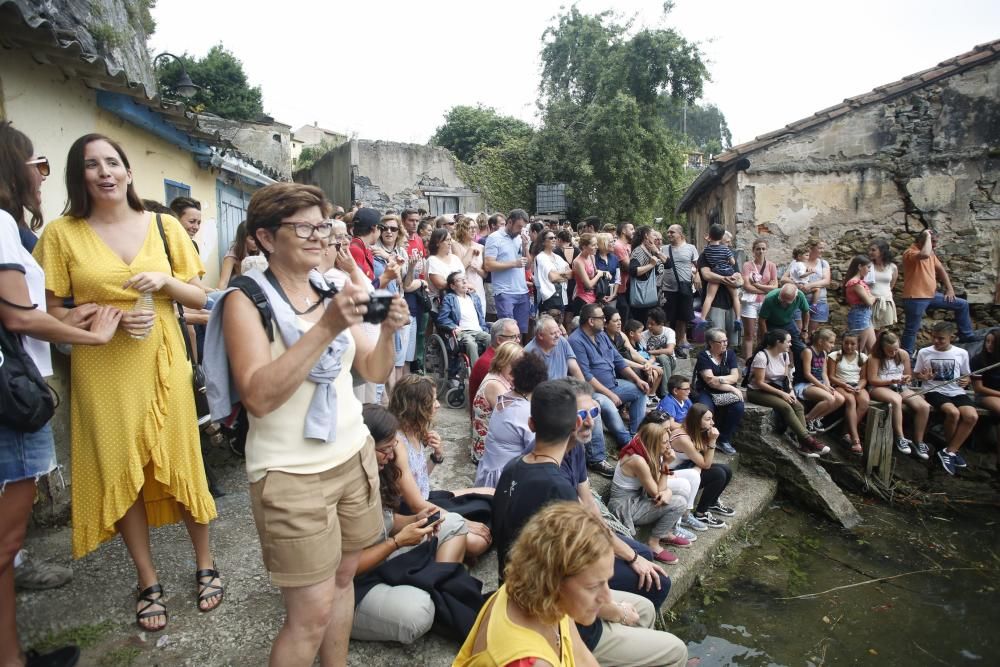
34, 134, 219, 632
454, 501, 611, 667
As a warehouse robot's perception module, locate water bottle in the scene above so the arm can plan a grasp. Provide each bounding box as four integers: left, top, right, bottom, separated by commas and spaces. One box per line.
130, 292, 154, 340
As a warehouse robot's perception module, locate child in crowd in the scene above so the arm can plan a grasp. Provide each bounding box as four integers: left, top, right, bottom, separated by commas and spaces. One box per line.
865, 331, 931, 459
827, 331, 870, 455
787, 246, 820, 306
622, 319, 664, 406
794, 328, 845, 433
657, 375, 693, 422
913, 321, 977, 475
642, 307, 678, 396
699, 224, 743, 327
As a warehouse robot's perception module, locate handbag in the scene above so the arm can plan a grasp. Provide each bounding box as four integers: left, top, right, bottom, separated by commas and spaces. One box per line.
629, 249, 659, 308
0, 304, 56, 432
154, 214, 211, 428
595, 273, 612, 301
709, 390, 743, 406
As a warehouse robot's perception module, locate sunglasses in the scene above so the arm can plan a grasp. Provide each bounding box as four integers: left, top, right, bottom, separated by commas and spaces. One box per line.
26, 156, 50, 177
577, 406, 600, 420
380, 226, 399, 232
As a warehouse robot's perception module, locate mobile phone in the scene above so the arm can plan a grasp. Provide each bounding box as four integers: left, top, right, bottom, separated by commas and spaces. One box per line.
363, 289, 394, 324
424, 511, 442, 526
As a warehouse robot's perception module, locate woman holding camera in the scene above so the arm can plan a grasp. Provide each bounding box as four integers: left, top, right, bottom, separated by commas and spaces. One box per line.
213, 182, 409, 666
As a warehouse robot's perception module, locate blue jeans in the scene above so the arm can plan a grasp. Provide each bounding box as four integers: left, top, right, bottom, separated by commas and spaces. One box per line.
594, 380, 646, 447
901, 293, 973, 356
695, 392, 745, 445
493, 291, 531, 333
0, 422, 56, 489
584, 408, 609, 465
610, 534, 670, 609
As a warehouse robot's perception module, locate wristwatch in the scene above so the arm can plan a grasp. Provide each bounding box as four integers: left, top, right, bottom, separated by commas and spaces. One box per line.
430, 452, 445, 464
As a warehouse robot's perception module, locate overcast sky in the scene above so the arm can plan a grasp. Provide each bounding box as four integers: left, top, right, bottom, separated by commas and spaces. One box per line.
149, 0, 999, 149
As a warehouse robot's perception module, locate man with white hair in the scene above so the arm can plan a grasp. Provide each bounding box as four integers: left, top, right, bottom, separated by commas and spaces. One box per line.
468, 318, 521, 401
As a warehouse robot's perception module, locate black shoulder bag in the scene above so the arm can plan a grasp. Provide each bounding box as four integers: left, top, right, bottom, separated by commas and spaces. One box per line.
154, 214, 211, 428
0, 296, 56, 432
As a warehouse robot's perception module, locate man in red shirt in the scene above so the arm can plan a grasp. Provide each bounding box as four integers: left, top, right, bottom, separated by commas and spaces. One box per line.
468, 318, 521, 411
349, 207, 381, 285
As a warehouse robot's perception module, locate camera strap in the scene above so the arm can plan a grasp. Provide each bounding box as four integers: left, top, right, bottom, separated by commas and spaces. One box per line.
263, 268, 327, 316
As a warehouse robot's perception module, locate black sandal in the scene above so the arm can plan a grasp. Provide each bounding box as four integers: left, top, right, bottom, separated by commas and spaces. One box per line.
196, 566, 224, 612
136, 583, 168, 632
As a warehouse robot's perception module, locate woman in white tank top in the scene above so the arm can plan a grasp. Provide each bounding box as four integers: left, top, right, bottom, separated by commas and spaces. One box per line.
866, 239, 898, 329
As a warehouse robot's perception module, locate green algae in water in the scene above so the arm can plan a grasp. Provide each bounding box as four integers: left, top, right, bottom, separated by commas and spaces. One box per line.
670, 500, 1000, 665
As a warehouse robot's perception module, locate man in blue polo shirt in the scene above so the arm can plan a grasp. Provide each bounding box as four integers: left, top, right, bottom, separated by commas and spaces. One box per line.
484, 208, 531, 339
569, 303, 651, 466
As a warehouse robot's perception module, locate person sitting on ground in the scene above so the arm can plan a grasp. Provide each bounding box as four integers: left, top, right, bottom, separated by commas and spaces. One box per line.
699, 224, 743, 328
469, 318, 520, 404
866, 330, 931, 459
437, 271, 489, 375
901, 229, 975, 357
353, 404, 470, 644
609, 421, 690, 565
971, 328, 1000, 452
638, 410, 706, 534
913, 321, 977, 475
454, 502, 609, 667
657, 375, 693, 423
746, 329, 830, 458
843, 254, 877, 353
667, 405, 737, 529
612, 315, 663, 406
569, 303, 652, 469
642, 307, 678, 397
794, 328, 846, 434
388, 376, 493, 558
471, 340, 523, 463
691, 328, 746, 455
827, 331, 870, 455
475, 353, 550, 488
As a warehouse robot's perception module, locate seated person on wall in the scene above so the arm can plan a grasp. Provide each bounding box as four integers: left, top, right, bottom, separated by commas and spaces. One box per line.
971, 328, 1000, 450
641, 307, 678, 397
865, 330, 932, 461
475, 353, 550, 489
605, 309, 662, 405
436, 271, 490, 378
569, 303, 652, 467
657, 375, 693, 423
353, 405, 470, 644
691, 327, 745, 456
913, 321, 978, 476
794, 328, 846, 434
826, 331, 870, 456
490, 381, 689, 667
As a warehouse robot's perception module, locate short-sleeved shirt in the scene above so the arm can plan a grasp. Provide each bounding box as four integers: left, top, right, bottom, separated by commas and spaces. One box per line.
694, 348, 740, 394
749, 349, 792, 390
972, 349, 1000, 391
613, 239, 631, 294
845, 277, 871, 307
524, 336, 577, 380
656, 396, 691, 422
484, 229, 527, 296
641, 327, 675, 353
568, 327, 627, 389
349, 238, 375, 281
741, 258, 778, 304
0, 210, 51, 376
696, 254, 734, 310
660, 242, 699, 291
758, 288, 809, 327
493, 456, 578, 581
913, 345, 970, 398
559, 443, 589, 488
902, 246, 944, 299
701, 243, 735, 275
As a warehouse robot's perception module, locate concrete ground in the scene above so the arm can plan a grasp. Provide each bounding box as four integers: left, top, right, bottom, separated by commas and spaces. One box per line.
16, 367, 778, 666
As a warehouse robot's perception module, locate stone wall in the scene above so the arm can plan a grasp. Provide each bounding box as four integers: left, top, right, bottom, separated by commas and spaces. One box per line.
687, 56, 1000, 337
196, 116, 293, 181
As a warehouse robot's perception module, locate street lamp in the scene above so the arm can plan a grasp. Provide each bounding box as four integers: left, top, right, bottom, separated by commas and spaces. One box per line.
153, 52, 200, 99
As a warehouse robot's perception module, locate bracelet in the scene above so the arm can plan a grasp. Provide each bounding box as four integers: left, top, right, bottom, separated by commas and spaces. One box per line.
617, 602, 628, 624
430, 452, 445, 464
628, 550, 640, 564
708, 444, 717, 450
389, 536, 399, 550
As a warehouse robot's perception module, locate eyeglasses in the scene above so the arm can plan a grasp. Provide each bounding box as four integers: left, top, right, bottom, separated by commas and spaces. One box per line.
577, 406, 600, 420
709, 338, 728, 345
589, 315, 606, 321
544, 236, 556, 241
26, 156, 50, 177
676, 386, 692, 392
444, 221, 456, 227
497, 333, 520, 341
275, 221, 334, 239
380, 226, 399, 233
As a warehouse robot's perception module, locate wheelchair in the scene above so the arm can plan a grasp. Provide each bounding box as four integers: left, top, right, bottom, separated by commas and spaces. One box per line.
423, 324, 474, 409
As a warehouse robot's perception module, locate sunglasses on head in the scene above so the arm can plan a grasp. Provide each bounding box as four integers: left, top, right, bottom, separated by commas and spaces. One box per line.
577, 406, 600, 420
26, 156, 50, 177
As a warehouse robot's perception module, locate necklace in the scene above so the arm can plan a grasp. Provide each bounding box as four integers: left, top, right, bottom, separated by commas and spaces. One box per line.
265, 269, 323, 316
552, 622, 562, 657
532, 452, 559, 465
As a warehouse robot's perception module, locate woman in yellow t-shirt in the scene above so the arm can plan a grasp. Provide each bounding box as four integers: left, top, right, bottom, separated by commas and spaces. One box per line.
454, 502, 612, 667
34, 134, 219, 633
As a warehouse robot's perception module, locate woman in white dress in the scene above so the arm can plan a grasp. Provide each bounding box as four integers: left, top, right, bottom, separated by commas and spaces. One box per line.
866, 238, 898, 333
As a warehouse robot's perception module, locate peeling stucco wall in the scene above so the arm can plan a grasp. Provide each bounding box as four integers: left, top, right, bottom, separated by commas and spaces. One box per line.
686, 56, 1000, 332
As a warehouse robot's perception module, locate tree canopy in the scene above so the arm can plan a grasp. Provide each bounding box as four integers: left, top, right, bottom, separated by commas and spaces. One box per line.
660, 99, 732, 156
156, 45, 264, 120
430, 105, 534, 164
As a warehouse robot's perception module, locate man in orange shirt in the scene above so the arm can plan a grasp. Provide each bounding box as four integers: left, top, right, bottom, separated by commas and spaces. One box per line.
901, 229, 974, 356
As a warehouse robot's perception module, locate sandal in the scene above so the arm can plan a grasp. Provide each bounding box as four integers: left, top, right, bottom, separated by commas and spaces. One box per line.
196, 565, 224, 612
851, 438, 864, 456
136, 583, 168, 632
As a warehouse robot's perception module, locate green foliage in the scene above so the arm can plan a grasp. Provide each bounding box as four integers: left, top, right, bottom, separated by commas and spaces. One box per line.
457, 134, 537, 214
90, 23, 126, 50
294, 140, 340, 172
99, 646, 142, 667
660, 99, 732, 156
125, 0, 157, 36
431, 105, 534, 164
31, 620, 115, 653
156, 45, 264, 120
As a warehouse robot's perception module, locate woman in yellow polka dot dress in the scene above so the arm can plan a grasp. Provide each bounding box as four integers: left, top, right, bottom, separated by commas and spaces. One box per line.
33, 134, 221, 632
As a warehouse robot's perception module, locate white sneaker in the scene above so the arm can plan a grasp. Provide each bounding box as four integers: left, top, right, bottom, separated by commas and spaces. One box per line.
896, 436, 913, 455
914, 441, 931, 460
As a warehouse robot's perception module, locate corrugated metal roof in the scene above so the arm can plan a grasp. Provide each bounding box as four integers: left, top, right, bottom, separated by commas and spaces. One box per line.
677, 38, 1000, 213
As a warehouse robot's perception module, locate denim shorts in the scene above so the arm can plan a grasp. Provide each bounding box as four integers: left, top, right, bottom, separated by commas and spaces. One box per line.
0, 421, 57, 490
847, 305, 872, 331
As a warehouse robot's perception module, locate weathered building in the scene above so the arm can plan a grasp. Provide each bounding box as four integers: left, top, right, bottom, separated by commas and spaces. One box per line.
196, 114, 293, 181
294, 138, 485, 214
677, 39, 1000, 328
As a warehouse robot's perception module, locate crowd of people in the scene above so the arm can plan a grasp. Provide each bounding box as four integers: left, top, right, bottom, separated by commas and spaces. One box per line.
1, 118, 996, 667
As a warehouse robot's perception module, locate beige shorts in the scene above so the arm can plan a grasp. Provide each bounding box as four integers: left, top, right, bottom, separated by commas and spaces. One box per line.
249, 437, 383, 588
